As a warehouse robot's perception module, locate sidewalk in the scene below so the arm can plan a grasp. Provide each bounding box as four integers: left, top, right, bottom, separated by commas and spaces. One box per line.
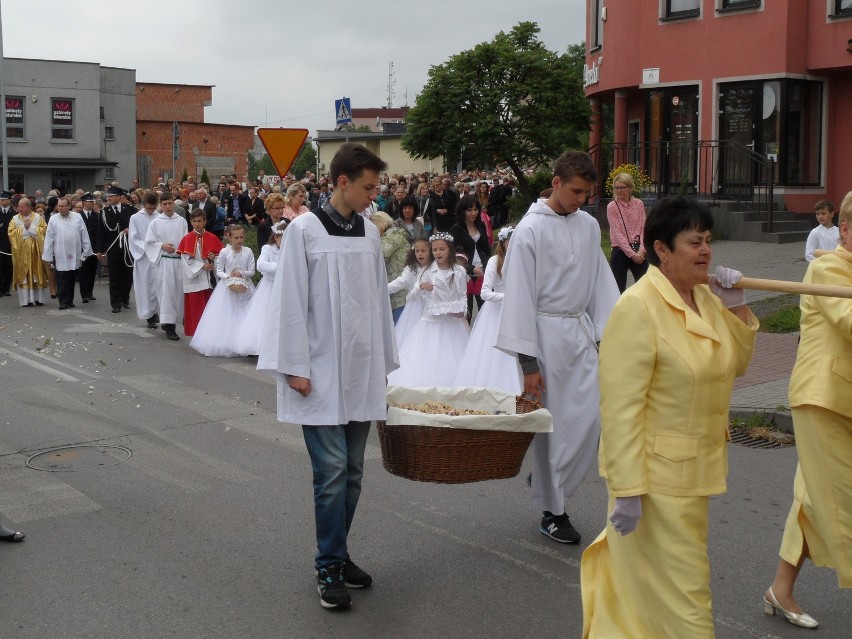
710, 238, 807, 431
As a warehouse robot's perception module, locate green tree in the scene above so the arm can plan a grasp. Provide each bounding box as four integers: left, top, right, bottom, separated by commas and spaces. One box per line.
403, 22, 590, 202
181, 167, 189, 183
200, 168, 210, 187
248, 152, 277, 180
292, 143, 318, 180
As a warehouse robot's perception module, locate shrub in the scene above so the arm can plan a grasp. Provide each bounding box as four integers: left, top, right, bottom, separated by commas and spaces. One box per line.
605, 163, 651, 197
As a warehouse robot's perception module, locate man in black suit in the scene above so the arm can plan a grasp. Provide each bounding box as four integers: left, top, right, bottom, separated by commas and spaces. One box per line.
243, 186, 265, 226
224, 183, 248, 225
77, 193, 100, 302
96, 186, 134, 313
0, 191, 15, 296
193, 188, 217, 231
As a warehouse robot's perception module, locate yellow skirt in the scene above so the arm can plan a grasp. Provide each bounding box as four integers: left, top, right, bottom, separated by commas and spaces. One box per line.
581, 493, 714, 639
780, 405, 852, 588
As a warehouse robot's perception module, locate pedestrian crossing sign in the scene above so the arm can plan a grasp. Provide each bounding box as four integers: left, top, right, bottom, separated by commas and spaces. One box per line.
257, 128, 309, 178
335, 98, 352, 125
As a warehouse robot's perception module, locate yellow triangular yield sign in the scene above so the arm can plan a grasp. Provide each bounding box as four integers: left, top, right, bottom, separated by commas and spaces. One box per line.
257, 128, 309, 177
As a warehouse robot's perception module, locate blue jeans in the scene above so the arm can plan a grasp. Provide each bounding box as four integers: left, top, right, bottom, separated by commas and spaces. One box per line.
302, 421, 371, 569
392, 305, 405, 324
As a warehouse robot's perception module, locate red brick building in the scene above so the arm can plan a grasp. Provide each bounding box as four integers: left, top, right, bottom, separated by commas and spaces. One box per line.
584, 0, 852, 233
135, 82, 255, 187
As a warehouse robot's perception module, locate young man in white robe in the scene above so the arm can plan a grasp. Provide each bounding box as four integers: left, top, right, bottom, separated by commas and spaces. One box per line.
41, 197, 92, 310
144, 192, 187, 341
129, 191, 160, 328
496, 151, 619, 544
257, 143, 398, 611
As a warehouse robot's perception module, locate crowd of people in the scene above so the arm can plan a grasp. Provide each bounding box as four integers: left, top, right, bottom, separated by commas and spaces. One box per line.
1, 144, 848, 632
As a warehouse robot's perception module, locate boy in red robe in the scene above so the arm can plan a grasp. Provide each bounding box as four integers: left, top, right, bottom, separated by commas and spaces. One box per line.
178, 209, 223, 336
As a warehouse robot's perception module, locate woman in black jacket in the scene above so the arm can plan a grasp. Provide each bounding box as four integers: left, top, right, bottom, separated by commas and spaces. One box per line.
450, 195, 491, 321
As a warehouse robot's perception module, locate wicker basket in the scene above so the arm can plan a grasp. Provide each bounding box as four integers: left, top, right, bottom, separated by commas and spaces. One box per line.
377, 396, 541, 484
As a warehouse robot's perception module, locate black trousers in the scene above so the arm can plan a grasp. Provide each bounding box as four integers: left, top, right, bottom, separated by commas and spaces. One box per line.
78, 255, 98, 299
55, 269, 78, 307
610, 247, 649, 293
0, 253, 11, 293
107, 250, 133, 308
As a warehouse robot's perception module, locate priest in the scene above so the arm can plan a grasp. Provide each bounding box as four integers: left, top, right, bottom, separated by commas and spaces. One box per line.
8, 197, 48, 307
41, 197, 92, 309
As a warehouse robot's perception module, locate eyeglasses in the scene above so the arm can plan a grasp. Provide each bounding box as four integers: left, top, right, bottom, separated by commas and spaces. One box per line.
614, 185, 629, 191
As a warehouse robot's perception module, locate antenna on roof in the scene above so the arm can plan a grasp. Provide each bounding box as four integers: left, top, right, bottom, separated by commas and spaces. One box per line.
387, 61, 396, 108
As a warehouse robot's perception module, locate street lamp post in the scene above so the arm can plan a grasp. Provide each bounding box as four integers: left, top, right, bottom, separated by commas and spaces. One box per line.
0, 1, 9, 190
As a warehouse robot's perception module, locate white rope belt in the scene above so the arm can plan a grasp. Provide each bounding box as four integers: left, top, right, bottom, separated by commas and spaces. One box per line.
536, 310, 598, 352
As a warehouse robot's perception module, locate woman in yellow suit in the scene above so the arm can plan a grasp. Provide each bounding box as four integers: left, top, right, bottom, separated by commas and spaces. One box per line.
762, 191, 852, 630
581, 197, 758, 638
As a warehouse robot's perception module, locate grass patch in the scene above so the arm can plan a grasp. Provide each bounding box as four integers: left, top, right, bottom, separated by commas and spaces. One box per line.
760, 305, 801, 333
730, 412, 795, 445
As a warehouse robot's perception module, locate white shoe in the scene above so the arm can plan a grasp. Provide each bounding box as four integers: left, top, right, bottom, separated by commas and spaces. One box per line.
763, 587, 818, 629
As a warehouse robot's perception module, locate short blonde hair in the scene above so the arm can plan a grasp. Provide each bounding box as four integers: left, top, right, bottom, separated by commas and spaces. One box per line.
370, 211, 393, 234
613, 172, 635, 192
839, 191, 852, 227
265, 192, 285, 211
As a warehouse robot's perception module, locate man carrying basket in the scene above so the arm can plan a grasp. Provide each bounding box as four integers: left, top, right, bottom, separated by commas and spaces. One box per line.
258, 143, 398, 610
497, 151, 619, 543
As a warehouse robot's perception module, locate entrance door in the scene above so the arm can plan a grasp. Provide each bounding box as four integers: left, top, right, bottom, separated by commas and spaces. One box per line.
646, 86, 699, 195
718, 82, 760, 199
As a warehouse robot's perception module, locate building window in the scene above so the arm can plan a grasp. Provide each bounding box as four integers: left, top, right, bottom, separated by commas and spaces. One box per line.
5, 96, 25, 139
591, 0, 603, 50
665, 0, 700, 19
720, 0, 761, 9
105, 127, 115, 141
833, 0, 852, 16
104, 167, 116, 181
784, 80, 822, 185
51, 98, 75, 141
100, 106, 105, 120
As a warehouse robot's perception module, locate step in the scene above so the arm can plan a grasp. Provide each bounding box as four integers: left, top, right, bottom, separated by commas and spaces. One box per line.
728, 221, 809, 244
759, 220, 815, 233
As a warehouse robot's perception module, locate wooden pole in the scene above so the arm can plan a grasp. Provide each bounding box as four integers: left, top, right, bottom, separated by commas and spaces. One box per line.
731, 276, 852, 299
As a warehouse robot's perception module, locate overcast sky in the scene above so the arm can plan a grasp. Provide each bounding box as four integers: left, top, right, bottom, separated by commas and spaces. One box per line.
1, 0, 587, 137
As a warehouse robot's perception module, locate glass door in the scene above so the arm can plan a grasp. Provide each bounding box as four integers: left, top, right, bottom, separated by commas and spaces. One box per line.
645, 86, 699, 195
718, 82, 760, 198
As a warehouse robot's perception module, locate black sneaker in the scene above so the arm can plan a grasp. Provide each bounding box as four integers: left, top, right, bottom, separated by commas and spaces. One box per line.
343, 558, 373, 589
317, 565, 351, 609
540, 511, 581, 544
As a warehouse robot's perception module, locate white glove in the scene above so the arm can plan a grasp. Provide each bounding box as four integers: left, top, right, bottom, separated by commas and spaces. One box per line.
608, 496, 642, 536
708, 265, 745, 308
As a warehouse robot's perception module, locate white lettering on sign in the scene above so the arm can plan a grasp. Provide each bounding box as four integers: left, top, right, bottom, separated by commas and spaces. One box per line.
583, 57, 602, 88
53, 111, 72, 120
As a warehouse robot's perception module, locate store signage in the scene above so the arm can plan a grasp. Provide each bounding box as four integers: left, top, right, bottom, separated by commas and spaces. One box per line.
583, 57, 602, 88
643, 68, 660, 85
5, 98, 23, 123
52, 99, 73, 124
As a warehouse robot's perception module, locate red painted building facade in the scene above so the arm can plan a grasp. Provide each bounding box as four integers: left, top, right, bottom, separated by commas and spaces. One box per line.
135, 83, 255, 187
584, 0, 852, 212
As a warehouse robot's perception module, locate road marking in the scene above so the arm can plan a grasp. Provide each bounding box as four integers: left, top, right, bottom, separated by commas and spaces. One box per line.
0, 341, 80, 382
60, 311, 155, 337
218, 361, 275, 385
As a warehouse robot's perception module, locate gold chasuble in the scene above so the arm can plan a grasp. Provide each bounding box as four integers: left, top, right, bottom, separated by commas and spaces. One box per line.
8, 212, 48, 290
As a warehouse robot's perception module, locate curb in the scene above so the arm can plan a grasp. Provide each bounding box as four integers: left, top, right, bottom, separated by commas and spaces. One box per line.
729, 408, 793, 435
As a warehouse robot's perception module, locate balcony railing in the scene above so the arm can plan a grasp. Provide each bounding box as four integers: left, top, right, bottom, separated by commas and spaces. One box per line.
588, 140, 776, 230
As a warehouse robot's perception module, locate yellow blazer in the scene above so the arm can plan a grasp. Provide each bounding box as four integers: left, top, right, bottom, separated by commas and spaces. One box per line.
598, 266, 757, 497
788, 248, 852, 418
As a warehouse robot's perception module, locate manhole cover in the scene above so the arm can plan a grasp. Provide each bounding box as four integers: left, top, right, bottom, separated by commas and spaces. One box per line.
26, 445, 132, 472
729, 430, 792, 449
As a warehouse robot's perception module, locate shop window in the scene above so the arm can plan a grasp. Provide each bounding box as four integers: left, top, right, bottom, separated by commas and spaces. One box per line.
104, 167, 116, 181
833, 0, 852, 16
784, 80, 821, 185
51, 98, 75, 141
4, 96, 25, 140
591, 0, 603, 50
105, 127, 115, 141
664, 0, 700, 19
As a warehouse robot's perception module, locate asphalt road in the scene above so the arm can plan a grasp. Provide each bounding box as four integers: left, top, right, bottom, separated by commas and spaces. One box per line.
0, 287, 849, 639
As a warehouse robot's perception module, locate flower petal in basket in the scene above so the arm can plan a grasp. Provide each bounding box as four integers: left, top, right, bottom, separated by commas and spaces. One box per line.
386, 386, 552, 433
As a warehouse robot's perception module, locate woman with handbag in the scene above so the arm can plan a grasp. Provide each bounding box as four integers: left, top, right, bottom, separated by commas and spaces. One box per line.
450, 196, 491, 322
607, 172, 648, 293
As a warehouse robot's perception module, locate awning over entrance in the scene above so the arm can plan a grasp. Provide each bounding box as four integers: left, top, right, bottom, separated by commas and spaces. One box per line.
0, 157, 118, 170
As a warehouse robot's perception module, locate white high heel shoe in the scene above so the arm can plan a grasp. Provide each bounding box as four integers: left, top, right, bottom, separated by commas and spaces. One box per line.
763, 587, 819, 629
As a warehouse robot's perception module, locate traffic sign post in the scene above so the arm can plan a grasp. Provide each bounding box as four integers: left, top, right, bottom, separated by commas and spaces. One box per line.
257, 128, 310, 179
335, 97, 352, 142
